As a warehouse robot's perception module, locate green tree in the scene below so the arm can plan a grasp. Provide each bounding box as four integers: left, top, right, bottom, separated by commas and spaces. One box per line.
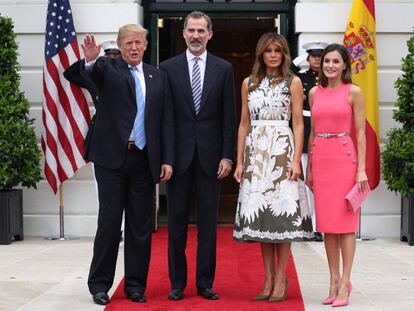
382, 35, 414, 196
0, 14, 42, 189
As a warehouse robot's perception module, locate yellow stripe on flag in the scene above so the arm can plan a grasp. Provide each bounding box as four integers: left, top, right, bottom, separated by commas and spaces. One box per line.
343, 0, 380, 189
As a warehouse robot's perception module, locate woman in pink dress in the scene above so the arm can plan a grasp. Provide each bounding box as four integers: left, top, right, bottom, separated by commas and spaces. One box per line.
306, 44, 368, 307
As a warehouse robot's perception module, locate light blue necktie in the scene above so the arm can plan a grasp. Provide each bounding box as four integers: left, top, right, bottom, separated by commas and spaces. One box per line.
130, 66, 146, 149
191, 57, 201, 114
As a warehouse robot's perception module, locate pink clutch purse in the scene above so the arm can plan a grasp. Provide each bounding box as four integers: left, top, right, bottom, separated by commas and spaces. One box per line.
345, 184, 371, 212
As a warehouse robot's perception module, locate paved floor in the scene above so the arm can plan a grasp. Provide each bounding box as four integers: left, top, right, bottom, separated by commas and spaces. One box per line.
1, 232, 414, 311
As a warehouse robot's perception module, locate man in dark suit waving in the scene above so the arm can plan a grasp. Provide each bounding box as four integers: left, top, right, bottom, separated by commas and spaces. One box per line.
159, 11, 236, 301
81, 24, 174, 305
64, 40, 121, 108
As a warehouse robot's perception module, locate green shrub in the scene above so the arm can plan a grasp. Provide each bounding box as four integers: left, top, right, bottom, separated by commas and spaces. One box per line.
0, 14, 42, 189
382, 35, 414, 196
382, 129, 414, 196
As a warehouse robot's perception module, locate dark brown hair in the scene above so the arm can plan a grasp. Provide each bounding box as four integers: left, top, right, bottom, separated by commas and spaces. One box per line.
318, 43, 352, 87
249, 33, 291, 91
184, 11, 212, 32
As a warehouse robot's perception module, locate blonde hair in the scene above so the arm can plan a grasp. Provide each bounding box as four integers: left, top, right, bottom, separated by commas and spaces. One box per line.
117, 24, 148, 45
249, 33, 291, 91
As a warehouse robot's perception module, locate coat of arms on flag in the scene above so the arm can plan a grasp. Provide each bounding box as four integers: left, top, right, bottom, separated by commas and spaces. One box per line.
344, 23, 376, 75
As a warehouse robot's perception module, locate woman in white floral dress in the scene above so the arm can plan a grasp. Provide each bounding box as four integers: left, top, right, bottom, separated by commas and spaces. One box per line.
233, 33, 313, 302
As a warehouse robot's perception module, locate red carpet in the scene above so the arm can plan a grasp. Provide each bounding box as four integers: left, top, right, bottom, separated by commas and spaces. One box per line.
105, 226, 305, 311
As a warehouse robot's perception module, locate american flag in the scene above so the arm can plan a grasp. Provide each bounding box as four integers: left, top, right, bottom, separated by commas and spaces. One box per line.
42, 0, 91, 193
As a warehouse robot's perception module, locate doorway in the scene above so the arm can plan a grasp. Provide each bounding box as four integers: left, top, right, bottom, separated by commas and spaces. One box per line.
155, 16, 282, 224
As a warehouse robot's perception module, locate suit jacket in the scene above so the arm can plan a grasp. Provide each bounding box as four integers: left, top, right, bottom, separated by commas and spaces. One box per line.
82, 57, 174, 183
64, 59, 99, 106
64, 59, 99, 151
159, 52, 236, 176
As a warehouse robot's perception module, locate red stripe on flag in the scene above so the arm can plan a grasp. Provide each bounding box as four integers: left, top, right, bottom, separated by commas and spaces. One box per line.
363, 0, 375, 20
41, 137, 58, 193
71, 40, 81, 61
57, 50, 90, 157
43, 122, 69, 183
58, 47, 90, 125
43, 78, 78, 173
41, 106, 69, 185
44, 163, 58, 193
351, 120, 381, 190
365, 122, 380, 189
46, 59, 85, 163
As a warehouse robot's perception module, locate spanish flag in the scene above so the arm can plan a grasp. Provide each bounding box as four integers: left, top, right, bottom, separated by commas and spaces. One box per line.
343, 0, 380, 190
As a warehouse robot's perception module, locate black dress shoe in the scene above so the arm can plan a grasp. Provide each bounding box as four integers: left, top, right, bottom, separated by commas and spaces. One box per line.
92, 292, 109, 305
168, 289, 184, 300
314, 232, 324, 242
197, 288, 219, 300
126, 292, 147, 303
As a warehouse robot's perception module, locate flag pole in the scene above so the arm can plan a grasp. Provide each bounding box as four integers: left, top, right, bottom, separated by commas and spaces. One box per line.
46, 183, 79, 240
356, 208, 375, 241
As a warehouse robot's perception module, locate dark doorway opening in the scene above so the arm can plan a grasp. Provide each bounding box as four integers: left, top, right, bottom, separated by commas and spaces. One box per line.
157, 16, 278, 224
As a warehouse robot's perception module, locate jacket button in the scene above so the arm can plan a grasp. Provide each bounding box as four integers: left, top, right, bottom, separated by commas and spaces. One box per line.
347, 151, 351, 155
342, 141, 347, 145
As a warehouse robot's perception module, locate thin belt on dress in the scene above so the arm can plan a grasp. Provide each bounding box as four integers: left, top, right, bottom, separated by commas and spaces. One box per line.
250, 120, 289, 127
316, 132, 349, 138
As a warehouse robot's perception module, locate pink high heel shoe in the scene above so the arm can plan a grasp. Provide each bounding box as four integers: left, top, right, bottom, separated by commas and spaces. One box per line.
322, 283, 339, 305
322, 296, 336, 305
332, 282, 352, 307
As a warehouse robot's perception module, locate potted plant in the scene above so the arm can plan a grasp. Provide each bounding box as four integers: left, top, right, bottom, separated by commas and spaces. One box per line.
382, 34, 414, 245
0, 14, 42, 244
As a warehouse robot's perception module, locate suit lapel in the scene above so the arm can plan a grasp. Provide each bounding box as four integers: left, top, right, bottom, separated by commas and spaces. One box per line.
175, 53, 196, 114
200, 53, 218, 113
143, 63, 153, 119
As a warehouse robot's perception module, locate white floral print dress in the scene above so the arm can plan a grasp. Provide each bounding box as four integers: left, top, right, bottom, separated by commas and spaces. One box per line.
233, 76, 314, 243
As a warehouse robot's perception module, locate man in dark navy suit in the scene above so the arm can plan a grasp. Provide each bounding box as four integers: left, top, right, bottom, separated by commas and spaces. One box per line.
160, 11, 236, 301
81, 24, 174, 305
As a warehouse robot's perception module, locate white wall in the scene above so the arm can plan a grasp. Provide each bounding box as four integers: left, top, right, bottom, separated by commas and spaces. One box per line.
0, 0, 411, 237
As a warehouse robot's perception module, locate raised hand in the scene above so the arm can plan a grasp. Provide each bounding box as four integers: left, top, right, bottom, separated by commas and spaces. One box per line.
81, 34, 101, 62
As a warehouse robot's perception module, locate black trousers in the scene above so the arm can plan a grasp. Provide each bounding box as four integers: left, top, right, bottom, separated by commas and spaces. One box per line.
88, 147, 154, 295
166, 153, 220, 290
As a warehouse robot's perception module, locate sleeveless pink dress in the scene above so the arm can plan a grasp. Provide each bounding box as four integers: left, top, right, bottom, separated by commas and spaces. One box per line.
311, 84, 359, 233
